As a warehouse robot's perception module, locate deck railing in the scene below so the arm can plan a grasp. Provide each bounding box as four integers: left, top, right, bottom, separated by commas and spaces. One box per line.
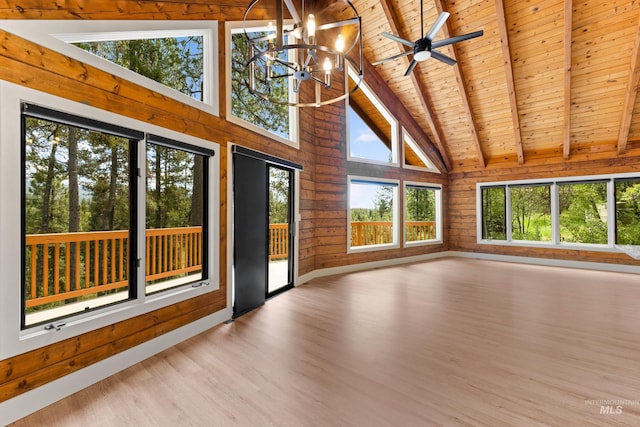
25, 226, 203, 311
269, 223, 289, 260
25, 221, 436, 311
351, 220, 436, 246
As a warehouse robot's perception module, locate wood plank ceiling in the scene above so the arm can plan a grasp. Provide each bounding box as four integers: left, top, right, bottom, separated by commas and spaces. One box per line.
345, 0, 640, 172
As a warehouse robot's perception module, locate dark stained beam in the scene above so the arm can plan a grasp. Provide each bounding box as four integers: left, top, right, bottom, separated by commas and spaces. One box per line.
617, 12, 640, 155
378, 0, 452, 171
494, 0, 524, 165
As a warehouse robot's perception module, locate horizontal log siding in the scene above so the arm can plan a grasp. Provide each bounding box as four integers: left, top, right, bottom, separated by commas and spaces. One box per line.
448, 157, 640, 267
0, 10, 314, 404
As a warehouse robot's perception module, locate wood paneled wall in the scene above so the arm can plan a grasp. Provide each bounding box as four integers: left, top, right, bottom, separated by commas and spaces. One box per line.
0, 3, 448, 405
448, 157, 640, 267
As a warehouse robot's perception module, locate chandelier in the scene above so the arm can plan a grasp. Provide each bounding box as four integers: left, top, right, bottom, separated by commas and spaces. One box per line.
243, 0, 363, 107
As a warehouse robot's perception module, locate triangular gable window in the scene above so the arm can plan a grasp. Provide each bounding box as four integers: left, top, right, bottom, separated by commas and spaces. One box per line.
347, 68, 398, 165
403, 129, 440, 173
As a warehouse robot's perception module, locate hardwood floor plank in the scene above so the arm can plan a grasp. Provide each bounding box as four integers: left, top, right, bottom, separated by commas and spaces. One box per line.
10, 258, 640, 426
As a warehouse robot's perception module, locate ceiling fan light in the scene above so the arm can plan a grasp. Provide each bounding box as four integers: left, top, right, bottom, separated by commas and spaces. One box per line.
414, 50, 431, 62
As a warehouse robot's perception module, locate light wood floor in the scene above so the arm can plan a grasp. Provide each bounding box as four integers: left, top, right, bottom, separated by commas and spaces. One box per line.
11, 258, 640, 426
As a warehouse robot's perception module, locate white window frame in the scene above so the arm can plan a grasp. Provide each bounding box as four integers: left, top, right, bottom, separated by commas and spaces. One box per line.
346, 67, 399, 167
347, 175, 400, 253
0, 81, 220, 359
476, 173, 640, 251
402, 128, 440, 173
0, 20, 218, 116
403, 182, 443, 247
225, 21, 299, 148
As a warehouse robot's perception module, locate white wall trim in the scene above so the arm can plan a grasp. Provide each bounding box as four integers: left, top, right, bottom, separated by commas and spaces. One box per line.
0, 307, 232, 426
447, 251, 640, 275
297, 250, 640, 285
297, 251, 448, 285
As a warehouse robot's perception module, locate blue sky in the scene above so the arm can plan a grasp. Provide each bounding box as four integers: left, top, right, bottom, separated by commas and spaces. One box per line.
348, 108, 391, 163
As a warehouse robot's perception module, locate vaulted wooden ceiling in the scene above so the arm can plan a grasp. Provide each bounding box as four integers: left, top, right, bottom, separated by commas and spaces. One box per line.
345, 0, 640, 172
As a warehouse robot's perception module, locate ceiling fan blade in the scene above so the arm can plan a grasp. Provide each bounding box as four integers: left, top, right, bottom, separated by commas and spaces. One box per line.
404, 60, 418, 77
432, 30, 484, 49
426, 11, 450, 40
381, 32, 415, 48
431, 50, 456, 65
372, 50, 413, 66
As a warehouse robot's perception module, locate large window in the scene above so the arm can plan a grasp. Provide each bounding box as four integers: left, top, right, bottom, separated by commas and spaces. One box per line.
348, 177, 399, 251
71, 35, 205, 102
558, 181, 607, 244
0, 21, 218, 115
23, 106, 138, 327
347, 69, 398, 165
510, 184, 551, 242
478, 174, 640, 250
404, 183, 442, 245
145, 137, 209, 295
226, 22, 298, 146
0, 82, 219, 358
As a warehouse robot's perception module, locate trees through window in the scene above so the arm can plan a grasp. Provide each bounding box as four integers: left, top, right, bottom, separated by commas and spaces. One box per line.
404, 184, 441, 244
479, 175, 640, 248
22, 104, 213, 328
348, 178, 399, 250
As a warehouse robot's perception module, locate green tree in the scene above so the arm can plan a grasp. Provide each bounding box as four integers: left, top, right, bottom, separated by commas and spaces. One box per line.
231, 31, 290, 137
75, 36, 204, 101
559, 183, 607, 244
511, 185, 551, 241
269, 167, 290, 224
616, 180, 640, 244
482, 187, 506, 240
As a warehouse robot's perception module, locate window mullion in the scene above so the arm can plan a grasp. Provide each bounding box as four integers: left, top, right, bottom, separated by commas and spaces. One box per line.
607, 179, 616, 247
506, 186, 513, 241
136, 140, 147, 303
551, 183, 559, 244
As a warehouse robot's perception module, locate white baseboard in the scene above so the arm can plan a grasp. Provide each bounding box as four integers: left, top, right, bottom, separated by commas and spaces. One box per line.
296, 251, 449, 285
296, 250, 640, 286
0, 307, 232, 426
447, 251, 640, 274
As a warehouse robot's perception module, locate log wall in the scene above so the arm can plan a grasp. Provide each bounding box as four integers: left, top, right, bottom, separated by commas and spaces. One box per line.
0, 1, 447, 406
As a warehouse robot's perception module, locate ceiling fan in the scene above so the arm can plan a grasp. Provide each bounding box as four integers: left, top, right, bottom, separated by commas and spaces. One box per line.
372, 4, 483, 77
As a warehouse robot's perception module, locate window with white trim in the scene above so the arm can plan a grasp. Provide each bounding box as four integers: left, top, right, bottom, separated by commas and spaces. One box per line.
348, 176, 399, 251
225, 21, 299, 147
477, 174, 640, 249
0, 21, 218, 115
402, 129, 440, 173
347, 68, 398, 165
0, 82, 219, 359
404, 183, 442, 245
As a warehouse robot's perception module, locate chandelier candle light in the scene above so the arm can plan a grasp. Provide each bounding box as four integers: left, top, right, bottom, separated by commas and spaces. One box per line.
243, 0, 363, 107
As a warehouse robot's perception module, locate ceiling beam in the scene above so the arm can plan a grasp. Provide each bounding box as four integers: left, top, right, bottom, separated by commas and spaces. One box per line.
563, 0, 573, 160
378, 0, 452, 172
433, 0, 485, 168
494, 0, 524, 165
617, 12, 640, 155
